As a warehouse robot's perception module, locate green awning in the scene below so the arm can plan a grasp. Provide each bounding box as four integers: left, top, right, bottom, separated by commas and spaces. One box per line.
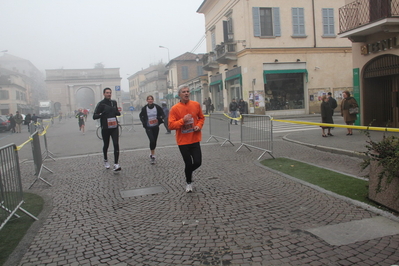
209, 80, 223, 92
190, 87, 201, 93
225, 74, 242, 89
165, 93, 174, 99
263, 69, 308, 83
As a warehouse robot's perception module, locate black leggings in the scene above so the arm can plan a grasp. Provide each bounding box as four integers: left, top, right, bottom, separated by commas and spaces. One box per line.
102, 127, 119, 164
145, 126, 160, 150
178, 142, 202, 184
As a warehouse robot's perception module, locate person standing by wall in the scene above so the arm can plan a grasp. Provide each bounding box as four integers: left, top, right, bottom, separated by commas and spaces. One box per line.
169, 85, 205, 193
24, 113, 31, 132
327, 92, 337, 115
229, 98, 238, 125
238, 99, 248, 124
320, 95, 334, 137
8, 114, 16, 133
139, 95, 165, 164
341, 90, 358, 136
93, 87, 122, 171
14, 111, 23, 133
162, 102, 171, 134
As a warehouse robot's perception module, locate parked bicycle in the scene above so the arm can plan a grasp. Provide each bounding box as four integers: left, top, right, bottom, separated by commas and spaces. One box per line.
96, 124, 122, 140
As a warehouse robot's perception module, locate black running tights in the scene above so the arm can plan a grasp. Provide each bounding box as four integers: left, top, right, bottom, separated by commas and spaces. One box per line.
102, 127, 119, 164
145, 126, 160, 151
178, 142, 202, 184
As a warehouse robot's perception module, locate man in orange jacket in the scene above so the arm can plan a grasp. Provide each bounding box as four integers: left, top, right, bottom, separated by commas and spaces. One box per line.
169, 85, 205, 193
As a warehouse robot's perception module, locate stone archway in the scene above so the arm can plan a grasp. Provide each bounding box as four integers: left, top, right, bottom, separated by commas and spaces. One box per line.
362, 54, 399, 127
75, 87, 96, 111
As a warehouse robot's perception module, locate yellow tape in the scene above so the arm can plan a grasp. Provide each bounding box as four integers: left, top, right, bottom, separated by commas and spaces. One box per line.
271, 118, 399, 132
16, 137, 33, 151
223, 113, 242, 121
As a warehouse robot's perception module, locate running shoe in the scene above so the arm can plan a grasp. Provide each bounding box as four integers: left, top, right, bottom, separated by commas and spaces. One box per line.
104, 160, 110, 169
186, 183, 193, 193
113, 164, 121, 171
150, 155, 156, 164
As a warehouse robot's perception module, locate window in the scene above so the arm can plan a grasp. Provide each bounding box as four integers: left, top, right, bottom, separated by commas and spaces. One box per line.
252, 7, 280, 37
0, 90, 9, 100
223, 17, 234, 42
211, 30, 216, 51
197, 65, 203, 76
292, 8, 306, 37
322, 8, 335, 36
182, 66, 189, 80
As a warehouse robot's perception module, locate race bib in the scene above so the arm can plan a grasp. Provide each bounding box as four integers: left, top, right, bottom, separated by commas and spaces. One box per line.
148, 118, 158, 126
182, 118, 194, 134
107, 117, 117, 128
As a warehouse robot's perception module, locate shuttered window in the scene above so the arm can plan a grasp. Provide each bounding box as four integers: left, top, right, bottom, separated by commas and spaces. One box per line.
322, 8, 335, 36
292, 8, 306, 37
253, 7, 280, 37
182, 66, 189, 80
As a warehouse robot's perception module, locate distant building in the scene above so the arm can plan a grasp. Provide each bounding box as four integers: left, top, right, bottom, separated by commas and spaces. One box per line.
197, 0, 353, 115
0, 53, 46, 115
339, 0, 399, 127
165, 52, 206, 106
45, 68, 121, 114
128, 63, 167, 108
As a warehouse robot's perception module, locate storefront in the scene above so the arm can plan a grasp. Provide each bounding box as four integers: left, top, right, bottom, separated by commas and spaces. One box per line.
225, 67, 242, 101
209, 73, 224, 111
263, 63, 307, 113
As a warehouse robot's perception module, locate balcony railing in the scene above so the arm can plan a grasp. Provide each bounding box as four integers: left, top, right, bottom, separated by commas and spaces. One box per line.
339, 0, 399, 33
215, 43, 237, 64
202, 53, 219, 71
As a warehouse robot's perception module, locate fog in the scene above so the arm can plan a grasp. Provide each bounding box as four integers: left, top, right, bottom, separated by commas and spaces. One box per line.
0, 0, 206, 90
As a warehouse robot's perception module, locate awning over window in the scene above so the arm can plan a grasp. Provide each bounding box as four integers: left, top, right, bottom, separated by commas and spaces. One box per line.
165, 94, 174, 99
263, 69, 308, 83
225, 74, 242, 89
209, 80, 223, 92
190, 87, 202, 93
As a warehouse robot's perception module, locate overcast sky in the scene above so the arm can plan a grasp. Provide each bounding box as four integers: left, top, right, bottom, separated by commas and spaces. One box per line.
1, 0, 207, 90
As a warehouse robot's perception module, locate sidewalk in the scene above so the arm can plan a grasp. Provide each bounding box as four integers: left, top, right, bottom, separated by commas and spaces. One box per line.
6, 132, 399, 265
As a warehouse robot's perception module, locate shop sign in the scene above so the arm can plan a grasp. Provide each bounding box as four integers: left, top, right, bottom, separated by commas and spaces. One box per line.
361, 36, 398, 55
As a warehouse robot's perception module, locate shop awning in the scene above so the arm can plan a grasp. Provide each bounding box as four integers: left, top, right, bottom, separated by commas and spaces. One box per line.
209, 80, 223, 92
165, 93, 174, 99
263, 69, 308, 83
225, 74, 242, 89
190, 87, 202, 93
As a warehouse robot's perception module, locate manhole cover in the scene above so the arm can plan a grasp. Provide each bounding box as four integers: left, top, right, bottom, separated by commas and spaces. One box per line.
120, 185, 166, 198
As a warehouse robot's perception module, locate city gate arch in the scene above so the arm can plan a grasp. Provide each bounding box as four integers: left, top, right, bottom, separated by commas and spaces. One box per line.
75, 87, 96, 111
362, 54, 399, 127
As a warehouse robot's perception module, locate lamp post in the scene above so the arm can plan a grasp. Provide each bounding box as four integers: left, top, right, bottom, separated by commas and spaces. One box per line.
159, 46, 170, 62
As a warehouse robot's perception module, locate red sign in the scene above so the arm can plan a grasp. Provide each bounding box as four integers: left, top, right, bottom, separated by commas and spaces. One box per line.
118, 107, 122, 112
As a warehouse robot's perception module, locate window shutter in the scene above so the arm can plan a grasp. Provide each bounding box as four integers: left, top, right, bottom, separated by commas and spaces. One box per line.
252, 7, 261, 37
322, 8, 335, 35
273, 7, 281, 37
223, 21, 228, 42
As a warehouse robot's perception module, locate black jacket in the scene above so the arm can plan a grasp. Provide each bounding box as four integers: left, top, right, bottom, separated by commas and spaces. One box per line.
93, 98, 121, 129
139, 104, 165, 128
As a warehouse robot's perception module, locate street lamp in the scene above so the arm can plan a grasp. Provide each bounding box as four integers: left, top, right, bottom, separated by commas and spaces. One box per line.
159, 46, 170, 62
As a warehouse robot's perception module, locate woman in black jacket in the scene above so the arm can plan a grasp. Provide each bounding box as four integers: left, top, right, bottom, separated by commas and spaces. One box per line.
139, 95, 165, 164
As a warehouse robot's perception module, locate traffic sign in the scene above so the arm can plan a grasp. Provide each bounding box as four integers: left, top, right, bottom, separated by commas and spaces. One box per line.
129, 106, 134, 111
115, 86, 121, 91
118, 107, 122, 112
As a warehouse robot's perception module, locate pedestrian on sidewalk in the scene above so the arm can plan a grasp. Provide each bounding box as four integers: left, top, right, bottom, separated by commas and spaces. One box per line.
320, 95, 334, 137
14, 111, 23, 133
341, 90, 358, 136
169, 85, 205, 193
93, 87, 122, 171
327, 92, 337, 115
238, 98, 248, 124
229, 98, 238, 125
9, 114, 16, 133
139, 95, 165, 164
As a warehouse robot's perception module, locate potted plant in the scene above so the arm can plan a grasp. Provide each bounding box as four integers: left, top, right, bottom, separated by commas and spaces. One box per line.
361, 130, 399, 212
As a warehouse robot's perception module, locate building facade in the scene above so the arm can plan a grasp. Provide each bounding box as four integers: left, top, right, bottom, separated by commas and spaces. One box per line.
197, 0, 353, 115
45, 68, 121, 115
0, 53, 46, 115
165, 52, 206, 106
339, 0, 399, 127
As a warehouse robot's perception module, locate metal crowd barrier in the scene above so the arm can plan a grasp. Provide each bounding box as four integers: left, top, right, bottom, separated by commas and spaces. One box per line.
236, 114, 275, 160
29, 130, 53, 189
206, 113, 234, 146
42, 125, 56, 162
0, 144, 38, 230
119, 113, 135, 132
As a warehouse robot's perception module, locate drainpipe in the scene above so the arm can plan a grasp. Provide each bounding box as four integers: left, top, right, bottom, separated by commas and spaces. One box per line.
312, 0, 317, 48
